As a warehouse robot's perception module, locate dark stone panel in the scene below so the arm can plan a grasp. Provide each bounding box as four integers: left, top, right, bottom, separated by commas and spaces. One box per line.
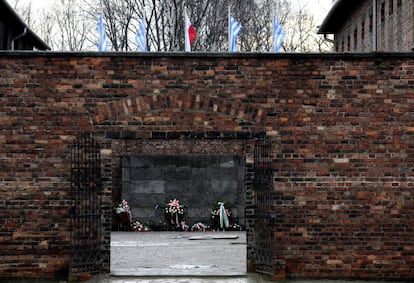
128, 180, 166, 194
128, 193, 165, 208
206, 167, 238, 180
122, 156, 131, 168
121, 154, 245, 226
165, 180, 192, 196
130, 168, 164, 181
191, 167, 207, 180
192, 155, 218, 167
164, 155, 192, 165
129, 156, 156, 168
164, 167, 193, 181
122, 168, 130, 183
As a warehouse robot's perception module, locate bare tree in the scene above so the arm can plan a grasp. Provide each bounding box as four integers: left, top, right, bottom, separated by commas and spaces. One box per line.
128, 0, 185, 51
283, 3, 333, 52
10, 0, 35, 27
9, 0, 332, 52
9, 0, 92, 51
37, 8, 55, 49
53, 0, 92, 51
103, 0, 136, 51
238, 0, 291, 52
92, 0, 295, 52
189, 0, 228, 51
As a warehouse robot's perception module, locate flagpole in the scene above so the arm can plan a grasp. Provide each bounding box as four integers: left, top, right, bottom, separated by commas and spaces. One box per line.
184, 6, 189, 52
96, 3, 108, 52
272, 11, 274, 52
143, 16, 147, 52
145, 17, 147, 51
228, 5, 230, 52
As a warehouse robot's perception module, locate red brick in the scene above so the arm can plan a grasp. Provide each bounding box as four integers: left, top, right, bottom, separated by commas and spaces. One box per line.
1, 53, 414, 280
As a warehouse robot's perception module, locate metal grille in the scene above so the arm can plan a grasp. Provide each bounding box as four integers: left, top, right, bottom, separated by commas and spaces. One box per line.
70, 135, 102, 275
253, 138, 274, 275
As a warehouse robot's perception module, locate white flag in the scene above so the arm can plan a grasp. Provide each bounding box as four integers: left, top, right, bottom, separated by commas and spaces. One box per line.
136, 17, 147, 52
273, 16, 285, 52
228, 8, 242, 52
96, 12, 108, 51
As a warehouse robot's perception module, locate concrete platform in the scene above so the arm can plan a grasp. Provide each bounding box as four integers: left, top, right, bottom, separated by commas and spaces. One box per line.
104, 232, 406, 283
110, 231, 246, 277
86, 273, 273, 283
86, 274, 408, 283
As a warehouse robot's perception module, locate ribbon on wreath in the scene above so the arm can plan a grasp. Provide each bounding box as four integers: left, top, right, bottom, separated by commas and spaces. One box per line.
168, 199, 181, 227
170, 213, 180, 227
174, 212, 180, 227
116, 199, 132, 222
218, 201, 230, 229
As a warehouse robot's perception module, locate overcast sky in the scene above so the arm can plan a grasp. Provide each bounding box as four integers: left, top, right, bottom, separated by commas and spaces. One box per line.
9, 0, 335, 24
293, 0, 333, 24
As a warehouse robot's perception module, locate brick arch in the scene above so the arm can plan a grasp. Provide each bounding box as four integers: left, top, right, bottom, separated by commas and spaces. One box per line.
91, 94, 267, 126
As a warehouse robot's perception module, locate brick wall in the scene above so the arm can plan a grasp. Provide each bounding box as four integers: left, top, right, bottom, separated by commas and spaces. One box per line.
1, 52, 414, 280
336, 0, 414, 52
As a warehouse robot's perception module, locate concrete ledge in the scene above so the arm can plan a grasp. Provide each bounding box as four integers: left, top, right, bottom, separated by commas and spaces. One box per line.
1, 50, 414, 60
111, 268, 246, 277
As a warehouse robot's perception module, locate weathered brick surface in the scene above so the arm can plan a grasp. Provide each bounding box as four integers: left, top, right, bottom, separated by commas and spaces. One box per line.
1, 52, 414, 280
336, 0, 414, 52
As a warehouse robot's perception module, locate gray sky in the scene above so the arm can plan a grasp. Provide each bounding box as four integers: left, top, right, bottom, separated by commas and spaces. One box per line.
9, 0, 334, 24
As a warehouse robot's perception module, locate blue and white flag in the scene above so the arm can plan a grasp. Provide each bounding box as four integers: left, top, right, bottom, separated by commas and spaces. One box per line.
135, 17, 147, 52
229, 13, 242, 52
272, 16, 285, 52
96, 12, 108, 51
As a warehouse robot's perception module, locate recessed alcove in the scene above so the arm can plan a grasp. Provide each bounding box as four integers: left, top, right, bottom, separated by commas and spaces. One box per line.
121, 154, 245, 228
109, 136, 258, 276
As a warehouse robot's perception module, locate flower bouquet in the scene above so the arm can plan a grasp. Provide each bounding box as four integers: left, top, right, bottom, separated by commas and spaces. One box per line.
211, 201, 231, 230
115, 199, 132, 230
165, 198, 184, 229
132, 220, 151, 232
191, 222, 209, 232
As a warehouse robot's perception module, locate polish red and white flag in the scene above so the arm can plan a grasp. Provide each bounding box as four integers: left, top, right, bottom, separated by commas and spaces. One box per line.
185, 10, 196, 52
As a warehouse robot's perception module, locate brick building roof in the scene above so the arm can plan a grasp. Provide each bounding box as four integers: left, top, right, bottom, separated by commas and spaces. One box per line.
0, 0, 50, 50
318, 0, 363, 34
